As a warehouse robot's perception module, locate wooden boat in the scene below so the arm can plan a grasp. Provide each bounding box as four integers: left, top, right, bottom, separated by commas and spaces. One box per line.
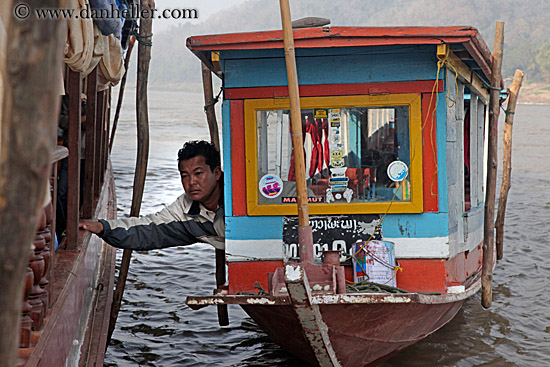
186, 25, 496, 366
2, 9, 130, 365
15, 70, 118, 367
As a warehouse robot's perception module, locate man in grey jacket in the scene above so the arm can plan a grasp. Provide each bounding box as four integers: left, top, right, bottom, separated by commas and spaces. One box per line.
79, 140, 224, 250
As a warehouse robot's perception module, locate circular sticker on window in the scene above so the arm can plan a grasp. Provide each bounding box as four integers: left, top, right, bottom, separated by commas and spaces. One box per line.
259, 174, 283, 198
387, 161, 408, 182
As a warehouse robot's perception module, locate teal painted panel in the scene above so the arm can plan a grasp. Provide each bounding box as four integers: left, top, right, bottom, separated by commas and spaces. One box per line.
222, 48, 436, 88
220, 45, 433, 61
225, 213, 447, 240
436, 88, 449, 213
383, 212, 449, 238
222, 101, 232, 217
226, 216, 284, 240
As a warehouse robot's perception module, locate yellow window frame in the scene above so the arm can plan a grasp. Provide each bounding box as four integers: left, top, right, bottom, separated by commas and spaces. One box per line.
244, 94, 423, 216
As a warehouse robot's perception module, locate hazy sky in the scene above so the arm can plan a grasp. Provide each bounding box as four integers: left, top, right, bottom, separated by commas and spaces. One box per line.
153, 0, 249, 33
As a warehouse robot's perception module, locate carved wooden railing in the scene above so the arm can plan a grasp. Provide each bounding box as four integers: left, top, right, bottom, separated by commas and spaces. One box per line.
18, 66, 112, 358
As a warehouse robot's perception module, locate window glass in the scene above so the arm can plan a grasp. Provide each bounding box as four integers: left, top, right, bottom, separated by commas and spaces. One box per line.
256, 106, 411, 205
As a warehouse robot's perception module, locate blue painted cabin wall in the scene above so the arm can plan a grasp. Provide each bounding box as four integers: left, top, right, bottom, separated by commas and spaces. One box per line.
222, 100, 233, 217
222, 45, 456, 242
221, 45, 438, 88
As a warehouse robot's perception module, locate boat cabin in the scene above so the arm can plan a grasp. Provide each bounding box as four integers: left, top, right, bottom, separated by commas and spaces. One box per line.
187, 26, 493, 295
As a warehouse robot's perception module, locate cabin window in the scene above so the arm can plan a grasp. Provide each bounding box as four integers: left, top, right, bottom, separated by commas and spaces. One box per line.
244, 94, 423, 215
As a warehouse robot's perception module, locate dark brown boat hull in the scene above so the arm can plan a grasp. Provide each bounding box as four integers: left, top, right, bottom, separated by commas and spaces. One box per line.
242, 299, 465, 366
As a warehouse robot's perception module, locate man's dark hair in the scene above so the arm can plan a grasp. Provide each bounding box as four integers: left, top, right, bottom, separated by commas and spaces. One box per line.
177, 140, 220, 171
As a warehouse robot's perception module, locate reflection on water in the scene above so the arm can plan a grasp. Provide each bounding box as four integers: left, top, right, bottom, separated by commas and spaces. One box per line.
104, 89, 550, 366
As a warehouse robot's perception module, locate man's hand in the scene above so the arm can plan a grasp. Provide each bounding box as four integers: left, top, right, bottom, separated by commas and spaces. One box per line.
79, 220, 104, 235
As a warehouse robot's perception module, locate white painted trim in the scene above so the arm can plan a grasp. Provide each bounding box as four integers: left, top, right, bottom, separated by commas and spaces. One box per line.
385, 236, 450, 259
227, 236, 467, 261
226, 232, 483, 262
466, 225, 483, 252
226, 239, 284, 262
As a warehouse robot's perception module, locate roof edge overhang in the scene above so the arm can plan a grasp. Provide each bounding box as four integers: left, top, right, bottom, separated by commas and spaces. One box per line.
187, 26, 494, 84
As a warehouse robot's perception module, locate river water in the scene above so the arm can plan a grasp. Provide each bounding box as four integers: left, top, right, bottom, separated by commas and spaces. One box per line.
103, 88, 550, 367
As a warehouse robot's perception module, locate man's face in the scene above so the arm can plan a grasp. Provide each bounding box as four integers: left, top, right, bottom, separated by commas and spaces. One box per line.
178, 155, 221, 203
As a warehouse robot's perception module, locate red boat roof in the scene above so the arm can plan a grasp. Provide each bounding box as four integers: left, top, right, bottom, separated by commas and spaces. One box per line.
187, 26, 494, 81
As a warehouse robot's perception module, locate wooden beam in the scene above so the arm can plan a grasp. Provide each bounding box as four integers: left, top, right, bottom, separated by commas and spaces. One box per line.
108, 0, 152, 343
201, 62, 221, 150
495, 70, 524, 260
448, 51, 490, 104
279, 0, 314, 264
99, 91, 107, 186
482, 21, 504, 309
66, 70, 82, 250
211, 51, 221, 73
93, 91, 104, 199
284, 264, 342, 367
0, 1, 64, 364
82, 67, 97, 219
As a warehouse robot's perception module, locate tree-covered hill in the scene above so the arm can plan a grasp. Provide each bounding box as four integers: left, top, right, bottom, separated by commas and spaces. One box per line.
146, 0, 550, 85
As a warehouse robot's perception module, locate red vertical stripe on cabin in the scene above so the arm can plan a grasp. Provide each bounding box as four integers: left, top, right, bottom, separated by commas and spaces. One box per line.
230, 100, 247, 216
228, 261, 283, 294
445, 244, 483, 286
422, 93, 439, 212
396, 259, 446, 293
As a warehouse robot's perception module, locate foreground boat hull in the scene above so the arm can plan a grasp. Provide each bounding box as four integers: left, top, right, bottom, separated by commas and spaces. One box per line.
188, 278, 480, 367
242, 300, 464, 366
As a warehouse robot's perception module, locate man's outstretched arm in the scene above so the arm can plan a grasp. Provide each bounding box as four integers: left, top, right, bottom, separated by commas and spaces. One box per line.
79, 220, 104, 235
78, 195, 205, 251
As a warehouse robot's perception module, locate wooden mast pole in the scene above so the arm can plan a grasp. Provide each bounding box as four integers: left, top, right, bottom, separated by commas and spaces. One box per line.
201, 62, 220, 150
107, 0, 153, 342
0, 1, 65, 365
201, 61, 228, 326
279, 0, 314, 264
481, 21, 504, 309
495, 69, 524, 260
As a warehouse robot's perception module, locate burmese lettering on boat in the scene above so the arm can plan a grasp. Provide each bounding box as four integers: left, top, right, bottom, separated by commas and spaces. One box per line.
283, 214, 382, 262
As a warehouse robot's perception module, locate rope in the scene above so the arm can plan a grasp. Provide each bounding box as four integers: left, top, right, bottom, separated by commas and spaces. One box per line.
130, 26, 153, 47
346, 280, 441, 295
345, 280, 409, 294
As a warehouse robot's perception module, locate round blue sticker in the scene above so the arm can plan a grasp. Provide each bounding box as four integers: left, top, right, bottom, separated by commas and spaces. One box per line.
387, 160, 408, 182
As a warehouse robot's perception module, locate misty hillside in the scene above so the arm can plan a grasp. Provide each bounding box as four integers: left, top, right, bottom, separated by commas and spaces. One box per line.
144, 0, 550, 85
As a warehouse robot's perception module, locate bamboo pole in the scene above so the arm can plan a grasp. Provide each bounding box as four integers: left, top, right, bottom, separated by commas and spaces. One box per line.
109, 35, 136, 153
0, 1, 65, 365
201, 61, 228, 326
481, 21, 504, 309
495, 69, 524, 260
107, 1, 152, 343
279, 0, 314, 264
